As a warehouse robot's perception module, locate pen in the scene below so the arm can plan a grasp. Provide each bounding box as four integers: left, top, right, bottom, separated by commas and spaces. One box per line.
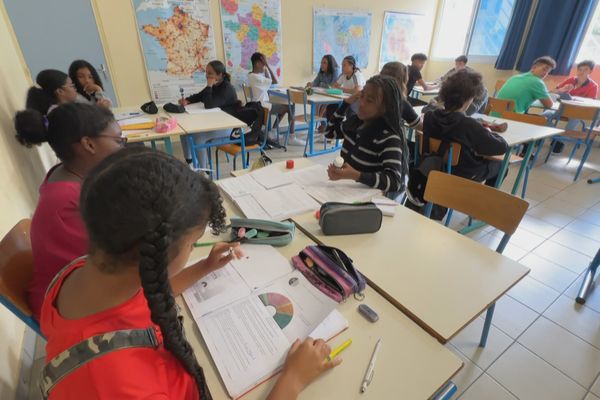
360, 338, 382, 393
327, 338, 352, 361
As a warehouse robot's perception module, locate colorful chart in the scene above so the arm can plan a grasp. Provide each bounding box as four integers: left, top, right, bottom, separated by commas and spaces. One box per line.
258, 292, 293, 329
378, 11, 431, 69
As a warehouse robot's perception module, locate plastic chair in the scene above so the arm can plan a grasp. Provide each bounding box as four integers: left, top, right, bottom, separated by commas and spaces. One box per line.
215, 106, 270, 178
493, 79, 506, 96
484, 97, 515, 115
423, 171, 528, 347
544, 103, 600, 181
0, 219, 43, 337
241, 84, 252, 104
286, 89, 330, 152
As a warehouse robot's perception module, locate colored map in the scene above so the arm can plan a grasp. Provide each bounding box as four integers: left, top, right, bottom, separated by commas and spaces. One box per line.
313, 8, 372, 73
378, 12, 431, 69
133, 0, 216, 103
220, 0, 283, 87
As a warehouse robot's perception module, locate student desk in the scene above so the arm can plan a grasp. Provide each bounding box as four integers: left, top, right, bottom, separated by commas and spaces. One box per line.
113, 107, 185, 155
268, 88, 343, 157
179, 228, 463, 399
411, 86, 439, 99
530, 96, 600, 111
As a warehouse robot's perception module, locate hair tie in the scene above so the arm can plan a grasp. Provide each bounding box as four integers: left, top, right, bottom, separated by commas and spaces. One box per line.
42, 115, 49, 130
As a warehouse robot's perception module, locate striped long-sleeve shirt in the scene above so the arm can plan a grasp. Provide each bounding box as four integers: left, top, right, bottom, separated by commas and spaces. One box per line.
330, 114, 407, 193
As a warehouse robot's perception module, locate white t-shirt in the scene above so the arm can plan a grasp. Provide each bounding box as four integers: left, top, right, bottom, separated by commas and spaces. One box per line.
336, 70, 366, 90
248, 71, 273, 103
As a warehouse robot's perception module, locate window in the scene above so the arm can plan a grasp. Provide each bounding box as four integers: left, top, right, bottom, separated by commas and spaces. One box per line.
576, 3, 600, 62
432, 0, 516, 59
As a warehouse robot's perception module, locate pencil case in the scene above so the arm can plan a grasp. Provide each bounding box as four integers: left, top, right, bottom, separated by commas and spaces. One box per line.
326, 88, 344, 95
319, 202, 383, 235
154, 116, 177, 133
229, 218, 295, 246
292, 245, 366, 302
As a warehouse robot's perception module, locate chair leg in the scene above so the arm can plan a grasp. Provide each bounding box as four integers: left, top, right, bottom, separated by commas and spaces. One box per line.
233, 154, 237, 171
215, 150, 220, 180
444, 209, 454, 227
567, 143, 578, 165
544, 140, 556, 163
574, 143, 594, 181
479, 302, 496, 347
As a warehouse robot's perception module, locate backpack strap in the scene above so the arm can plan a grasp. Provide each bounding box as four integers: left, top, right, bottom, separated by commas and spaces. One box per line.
40, 327, 159, 399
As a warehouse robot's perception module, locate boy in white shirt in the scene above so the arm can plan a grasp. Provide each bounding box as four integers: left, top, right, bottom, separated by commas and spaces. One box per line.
331, 55, 365, 114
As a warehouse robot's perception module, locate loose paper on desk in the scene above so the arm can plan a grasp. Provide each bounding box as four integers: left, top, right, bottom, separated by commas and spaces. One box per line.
182, 245, 346, 399
218, 174, 264, 198
249, 165, 294, 189
251, 184, 320, 220
185, 102, 221, 114
117, 116, 153, 127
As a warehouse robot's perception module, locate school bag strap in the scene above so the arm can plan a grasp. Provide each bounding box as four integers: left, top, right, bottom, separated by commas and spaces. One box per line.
40, 327, 160, 399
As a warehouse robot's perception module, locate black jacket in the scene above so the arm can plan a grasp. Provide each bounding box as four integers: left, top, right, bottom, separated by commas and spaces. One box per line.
186, 80, 238, 114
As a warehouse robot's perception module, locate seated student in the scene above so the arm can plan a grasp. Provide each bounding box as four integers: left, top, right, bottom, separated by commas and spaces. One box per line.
247, 52, 294, 139
178, 60, 239, 168
308, 54, 339, 88
407, 53, 436, 106
380, 61, 422, 130
13, 102, 125, 320
553, 60, 598, 99
439, 55, 469, 82
26, 69, 78, 115
330, 55, 365, 115
423, 69, 509, 186
496, 56, 556, 113
325, 75, 409, 195
41, 147, 340, 399
68, 60, 112, 108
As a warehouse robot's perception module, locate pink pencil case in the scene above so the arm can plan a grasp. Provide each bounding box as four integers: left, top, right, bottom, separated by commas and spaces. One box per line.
154, 116, 177, 133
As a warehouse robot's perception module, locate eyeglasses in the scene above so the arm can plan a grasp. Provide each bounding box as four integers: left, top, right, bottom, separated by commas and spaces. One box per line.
96, 134, 128, 146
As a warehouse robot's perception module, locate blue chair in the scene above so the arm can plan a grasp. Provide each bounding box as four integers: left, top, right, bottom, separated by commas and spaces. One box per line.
432, 381, 458, 400
545, 103, 600, 181
423, 171, 528, 347
0, 219, 43, 337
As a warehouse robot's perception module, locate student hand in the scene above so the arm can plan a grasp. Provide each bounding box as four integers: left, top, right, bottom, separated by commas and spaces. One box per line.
557, 85, 574, 93
84, 83, 103, 95
179, 98, 190, 106
207, 77, 217, 87
203, 242, 244, 273
331, 82, 341, 89
97, 98, 112, 108
279, 338, 341, 395
328, 163, 360, 182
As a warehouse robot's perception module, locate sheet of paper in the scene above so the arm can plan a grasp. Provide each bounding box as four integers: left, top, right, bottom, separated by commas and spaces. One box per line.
305, 185, 380, 204
233, 195, 272, 220
249, 166, 294, 189
288, 165, 329, 187
251, 184, 320, 220
117, 116, 153, 127
371, 195, 398, 217
309, 310, 349, 340
218, 175, 265, 198
185, 102, 221, 114
114, 112, 144, 121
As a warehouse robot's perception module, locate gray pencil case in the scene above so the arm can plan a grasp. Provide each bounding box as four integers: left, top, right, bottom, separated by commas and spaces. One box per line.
229, 218, 295, 246
318, 202, 383, 235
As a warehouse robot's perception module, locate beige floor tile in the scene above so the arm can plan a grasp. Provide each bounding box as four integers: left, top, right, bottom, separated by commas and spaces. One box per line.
532, 241, 592, 274
591, 374, 600, 397
543, 295, 600, 349
492, 228, 545, 252
477, 232, 503, 250
490, 296, 539, 339
564, 219, 600, 242
518, 253, 579, 292
564, 277, 600, 314
507, 277, 560, 313
518, 215, 562, 238
536, 197, 588, 218
580, 209, 600, 227
526, 205, 575, 228
549, 229, 600, 258
591, 201, 600, 213
585, 392, 600, 400
459, 373, 517, 400
501, 244, 529, 262
554, 190, 600, 208
488, 343, 587, 400
450, 317, 514, 370
446, 345, 484, 398
518, 317, 600, 388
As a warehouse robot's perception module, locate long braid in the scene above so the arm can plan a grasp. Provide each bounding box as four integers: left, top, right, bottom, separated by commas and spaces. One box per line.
367, 75, 410, 192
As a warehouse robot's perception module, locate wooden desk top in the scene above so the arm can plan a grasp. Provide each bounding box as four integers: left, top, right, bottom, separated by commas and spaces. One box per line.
113, 106, 185, 143
292, 205, 530, 343
172, 110, 247, 134
413, 86, 440, 96
473, 113, 564, 146
531, 96, 600, 111
181, 227, 462, 400
267, 88, 344, 105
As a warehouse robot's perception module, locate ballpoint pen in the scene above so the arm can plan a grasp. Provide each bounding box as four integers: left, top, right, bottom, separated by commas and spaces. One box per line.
360, 338, 382, 393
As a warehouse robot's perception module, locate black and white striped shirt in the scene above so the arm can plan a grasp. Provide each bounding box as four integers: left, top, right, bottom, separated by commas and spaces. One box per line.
333, 115, 406, 193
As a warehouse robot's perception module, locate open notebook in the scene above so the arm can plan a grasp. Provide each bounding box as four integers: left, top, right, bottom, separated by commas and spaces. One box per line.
183, 245, 348, 399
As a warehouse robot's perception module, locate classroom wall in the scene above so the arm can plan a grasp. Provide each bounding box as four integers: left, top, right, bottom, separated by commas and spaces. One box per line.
93, 0, 439, 106
0, 3, 50, 399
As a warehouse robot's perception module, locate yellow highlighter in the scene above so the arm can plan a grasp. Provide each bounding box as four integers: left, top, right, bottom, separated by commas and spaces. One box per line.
327, 339, 352, 361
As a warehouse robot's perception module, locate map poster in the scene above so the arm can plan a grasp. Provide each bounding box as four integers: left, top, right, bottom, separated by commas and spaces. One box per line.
312, 8, 372, 73
132, 0, 217, 104
220, 0, 283, 87
378, 11, 430, 70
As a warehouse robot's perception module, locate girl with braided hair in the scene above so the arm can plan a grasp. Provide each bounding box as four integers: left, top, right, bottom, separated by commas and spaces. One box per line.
40, 147, 340, 399
326, 75, 410, 195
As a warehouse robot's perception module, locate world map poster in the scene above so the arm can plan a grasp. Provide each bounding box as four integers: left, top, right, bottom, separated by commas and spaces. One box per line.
132, 0, 216, 103
378, 11, 431, 70
220, 0, 283, 87
313, 8, 372, 73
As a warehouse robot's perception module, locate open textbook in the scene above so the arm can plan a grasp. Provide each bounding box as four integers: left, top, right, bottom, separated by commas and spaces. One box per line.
183, 245, 348, 399
217, 164, 381, 220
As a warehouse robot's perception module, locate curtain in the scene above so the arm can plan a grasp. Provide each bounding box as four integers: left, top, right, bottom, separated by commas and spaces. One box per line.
495, 0, 534, 70
516, 0, 598, 75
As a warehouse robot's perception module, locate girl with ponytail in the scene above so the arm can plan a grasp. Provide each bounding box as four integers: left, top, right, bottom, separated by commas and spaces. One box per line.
26, 69, 78, 115
178, 59, 239, 168
14, 102, 125, 320
40, 147, 340, 399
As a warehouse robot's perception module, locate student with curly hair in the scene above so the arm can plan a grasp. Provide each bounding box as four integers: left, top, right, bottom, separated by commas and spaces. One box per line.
423, 69, 508, 186
40, 147, 341, 399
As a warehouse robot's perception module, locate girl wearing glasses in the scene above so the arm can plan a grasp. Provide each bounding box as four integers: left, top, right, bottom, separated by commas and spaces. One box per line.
13, 102, 125, 320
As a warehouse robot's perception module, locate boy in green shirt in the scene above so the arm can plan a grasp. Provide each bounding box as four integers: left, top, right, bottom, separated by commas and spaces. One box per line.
497, 56, 555, 113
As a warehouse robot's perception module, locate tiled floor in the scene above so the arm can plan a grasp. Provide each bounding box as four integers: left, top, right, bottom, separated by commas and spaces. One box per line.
25, 132, 600, 399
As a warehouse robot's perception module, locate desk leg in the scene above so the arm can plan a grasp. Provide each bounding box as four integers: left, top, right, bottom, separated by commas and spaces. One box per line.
576, 248, 600, 304
305, 103, 316, 157
150, 141, 157, 150
164, 138, 174, 155
511, 140, 537, 196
